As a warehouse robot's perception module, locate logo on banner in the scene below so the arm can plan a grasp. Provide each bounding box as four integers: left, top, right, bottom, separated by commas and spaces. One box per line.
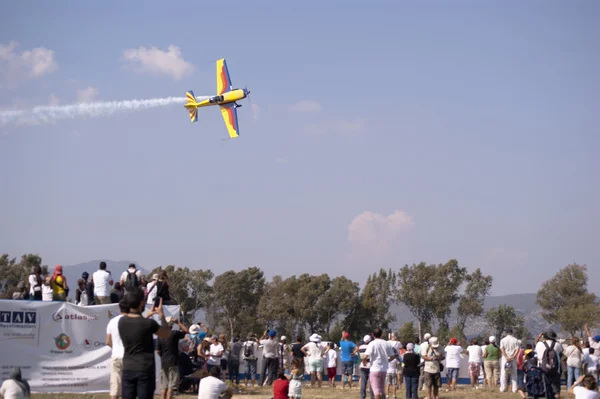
83, 339, 106, 350
0, 310, 37, 325
52, 309, 99, 322
54, 333, 71, 350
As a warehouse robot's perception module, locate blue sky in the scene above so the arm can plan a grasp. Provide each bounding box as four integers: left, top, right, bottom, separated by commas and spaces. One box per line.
1, 1, 598, 295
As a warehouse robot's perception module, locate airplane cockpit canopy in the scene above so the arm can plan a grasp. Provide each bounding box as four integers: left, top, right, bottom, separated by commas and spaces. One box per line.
209, 95, 224, 103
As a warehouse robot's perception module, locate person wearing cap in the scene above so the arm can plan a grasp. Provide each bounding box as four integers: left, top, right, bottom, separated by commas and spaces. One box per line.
421, 336, 444, 399
278, 335, 290, 373
584, 324, 600, 355
444, 338, 463, 392
499, 328, 520, 393
358, 334, 375, 399
157, 316, 188, 399
260, 330, 279, 386
302, 333, 324, 389
535, 330, 563, 398
364, 328, 397, 399
402, 343, 420, 399
483, 336, 500, 388
418, 333, 432, 391
340, 331, 358, 389
51, 265, 68, 301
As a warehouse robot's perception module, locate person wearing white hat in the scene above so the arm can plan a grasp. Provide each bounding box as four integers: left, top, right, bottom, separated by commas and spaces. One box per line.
302, 334, 324, 388
418, 333, 432, 391
422, 336, 444, 399
359, 335, 374, 399
278, 336, 290, 373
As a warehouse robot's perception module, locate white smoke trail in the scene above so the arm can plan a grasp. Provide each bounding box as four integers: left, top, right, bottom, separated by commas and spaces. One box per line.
0, 95, 210, 127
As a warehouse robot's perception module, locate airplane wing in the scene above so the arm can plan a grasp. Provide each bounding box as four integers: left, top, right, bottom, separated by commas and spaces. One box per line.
217, 58, 233, 95
219, 103, 239, 138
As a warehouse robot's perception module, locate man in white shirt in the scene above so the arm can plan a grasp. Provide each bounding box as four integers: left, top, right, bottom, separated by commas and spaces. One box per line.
105, 299, 129, 399
92, 261, 114, 304
364, 328, 397, 399
499, 329, 520, 393
535, 330, 563, 398
444, 338, 463, 392
260, 330, 279, 386
146, 274, 159, 304
120, 263, 143, 291
419, 333, 432, 391
198, 366, 233, 399
207, 335, 224, 373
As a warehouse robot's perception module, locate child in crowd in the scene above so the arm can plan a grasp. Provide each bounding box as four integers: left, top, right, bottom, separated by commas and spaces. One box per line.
289, 358, 303, 399
386, 352, 400, 399
42, 276, 53, 301
325, 342, 337, 388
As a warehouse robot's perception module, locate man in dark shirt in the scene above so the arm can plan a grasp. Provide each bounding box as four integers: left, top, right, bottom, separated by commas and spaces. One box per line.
157, 317, 188, 399
228, 337, 243, 385
118, 287, 171, 399
291, 336, 305, 374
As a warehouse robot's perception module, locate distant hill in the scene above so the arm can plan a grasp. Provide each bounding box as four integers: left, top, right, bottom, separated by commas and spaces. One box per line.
390, 293, 554, 338
62, 260, 151, 293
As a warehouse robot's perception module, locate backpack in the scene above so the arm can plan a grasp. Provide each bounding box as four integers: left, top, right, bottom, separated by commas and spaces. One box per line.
244, 342, 255, 359
124, 270, 139, 290
541, 341, 559, 374
525, 366, 548, 398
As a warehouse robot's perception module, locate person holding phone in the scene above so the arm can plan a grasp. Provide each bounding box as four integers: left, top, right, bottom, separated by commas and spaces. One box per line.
118, 288, 171, 399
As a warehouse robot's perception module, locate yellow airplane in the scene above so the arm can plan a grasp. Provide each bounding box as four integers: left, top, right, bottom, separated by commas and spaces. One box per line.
184, 58, 250, 139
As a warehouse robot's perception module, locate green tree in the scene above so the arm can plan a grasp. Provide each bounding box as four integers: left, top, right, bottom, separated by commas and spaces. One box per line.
485, 305, 526, 339
395, 262, 436, 340
397, 322, 417, 344
536, 264, 600, 336
148, 265, 213, 324
430, 259, 468, 331
0, 254, 48, 299
293, 273, 332, 334
258, 275, 301, 337
316, 276, 360, 337
208, 267, 265, 339
457, 268, 493, 336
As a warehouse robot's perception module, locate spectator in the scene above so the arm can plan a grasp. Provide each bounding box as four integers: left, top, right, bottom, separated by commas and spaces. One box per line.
418, 333, 432, 391
197, 366, 233, 399
219, 333, 230, 380
82, 271, 95, 305
155, 271, 175, 305
444, 338, 462, 392
75, 279, 88, 306
324, 342, 338, 388
157, 316, 188, 399
359, 335, 374, 399
340, 331, 357, 389
242, 333, 259, 387
279, 335, 291, 373
273, 372, 290, 399
261, 330, 279, 386
402, 343, 419, 399
289, 358, 303, 399
483, 336, 500, 388
584, 348, 599, 382
120, 263, 142, 292
51, 265, 68, 301
535, 330, 563, 398
146, 274, 159, 304
42, 276, 53, 301
207, 335, 224, 374
565, 337, 584, 390
228, 337, 242, 386
422, 336, 444, 399
92, 261, 114, 304
12, 282, 28, 300
106, 299, 129, 399
290, 336, 305, 375
364, 328, 397, 399
0, 367, 30, 399
515, 341, 526, 395
500, 328, 520, 393
301, 333, 323, 388
568, 374, 599, 399
585, 324, 600, 354
111, 282, 123, 303
467, 338, 483, 390
118, 289, 170, 399
28, 265, 44, 301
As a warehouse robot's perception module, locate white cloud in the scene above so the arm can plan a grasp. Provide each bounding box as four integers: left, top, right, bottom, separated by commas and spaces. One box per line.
348, 209, 414, 260
306, 117, 368, 135
48, 94, 60, 106
251, 103, 259, 123
290, 100, 322, 113
0, 41, 58, 87
122, 45, 193, 80
76, 86, 99, 103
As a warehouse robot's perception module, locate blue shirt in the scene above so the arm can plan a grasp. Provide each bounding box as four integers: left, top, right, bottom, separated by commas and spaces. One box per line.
339, 340, 357, 362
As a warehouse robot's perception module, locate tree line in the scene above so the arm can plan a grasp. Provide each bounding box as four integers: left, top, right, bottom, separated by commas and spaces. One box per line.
1, 254, 598, 342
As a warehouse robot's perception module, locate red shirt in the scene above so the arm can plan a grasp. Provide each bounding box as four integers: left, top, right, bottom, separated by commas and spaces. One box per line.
273, 379, 289, 399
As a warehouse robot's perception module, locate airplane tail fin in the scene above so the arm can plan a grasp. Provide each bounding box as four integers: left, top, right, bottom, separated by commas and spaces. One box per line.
186, 90, 198, 123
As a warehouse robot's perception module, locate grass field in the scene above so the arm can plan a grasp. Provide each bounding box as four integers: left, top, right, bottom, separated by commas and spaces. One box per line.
32, 385, 528, 398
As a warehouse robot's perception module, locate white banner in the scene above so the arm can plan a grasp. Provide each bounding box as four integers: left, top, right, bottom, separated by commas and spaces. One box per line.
0, 299, 180, 393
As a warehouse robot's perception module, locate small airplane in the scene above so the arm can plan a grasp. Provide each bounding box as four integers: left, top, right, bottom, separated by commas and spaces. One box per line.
184, 58, 250, 139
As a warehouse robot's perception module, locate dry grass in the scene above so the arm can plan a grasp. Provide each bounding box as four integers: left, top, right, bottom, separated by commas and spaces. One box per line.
31, 385, 527, 399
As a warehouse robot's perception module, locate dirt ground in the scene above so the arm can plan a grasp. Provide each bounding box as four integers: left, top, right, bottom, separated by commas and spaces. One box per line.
32, 385, 527, 398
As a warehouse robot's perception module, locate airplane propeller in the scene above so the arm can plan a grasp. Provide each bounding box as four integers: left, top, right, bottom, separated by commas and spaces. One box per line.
245, 85, 251, 103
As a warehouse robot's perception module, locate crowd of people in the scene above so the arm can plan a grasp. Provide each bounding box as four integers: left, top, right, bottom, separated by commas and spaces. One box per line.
11, 262, 176, 306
